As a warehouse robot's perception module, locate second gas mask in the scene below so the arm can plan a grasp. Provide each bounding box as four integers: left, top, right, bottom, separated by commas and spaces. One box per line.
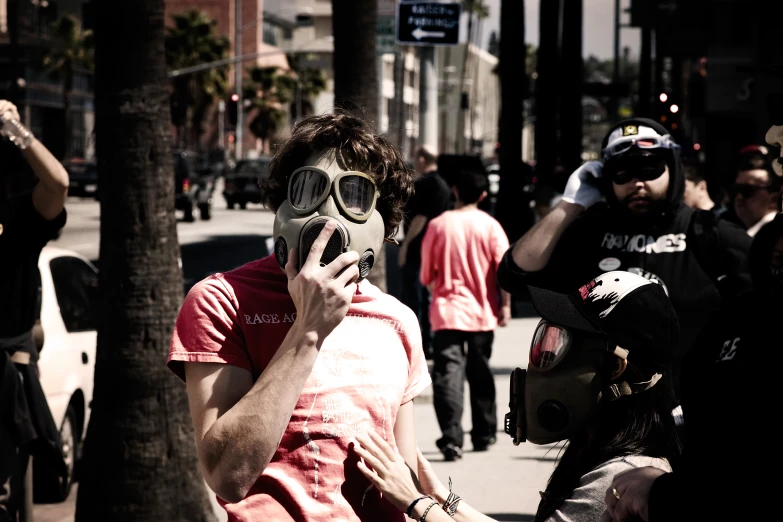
272, 150, 385, 280
504, 320, 627, 446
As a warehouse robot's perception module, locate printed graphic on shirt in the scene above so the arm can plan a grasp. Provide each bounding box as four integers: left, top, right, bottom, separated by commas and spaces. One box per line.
717, 337, 740, 362
243, 312, 297, 324
626, 267, 670, 296
600, 232, 687, 254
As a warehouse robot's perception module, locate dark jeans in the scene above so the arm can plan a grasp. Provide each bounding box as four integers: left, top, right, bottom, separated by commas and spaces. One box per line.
432, 330, 496, 449
400, 261, 432, 356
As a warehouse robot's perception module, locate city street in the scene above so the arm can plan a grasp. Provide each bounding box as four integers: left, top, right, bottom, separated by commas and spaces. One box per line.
51, 182, 277, 292
36, 194, 557, 522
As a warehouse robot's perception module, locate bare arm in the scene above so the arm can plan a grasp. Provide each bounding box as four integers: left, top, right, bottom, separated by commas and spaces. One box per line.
419, 223, 437, 288
185, 323, 321, 503
354, 432, 498, 522
393, 401, 417, 475
501, 289, 511, 308
511, 200, 583, 272
403, 215, 428, 246
399, 214, 429, 267
26, 139, 70, 220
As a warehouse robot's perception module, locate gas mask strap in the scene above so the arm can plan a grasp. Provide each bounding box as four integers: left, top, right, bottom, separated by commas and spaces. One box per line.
604, 373, 663, 401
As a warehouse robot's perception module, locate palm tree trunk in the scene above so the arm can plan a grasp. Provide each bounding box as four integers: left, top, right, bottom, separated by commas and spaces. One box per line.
534, 0, 560, 184
332, 0, 387, 292
496, 0, 533, 244
332, 0, 378, 121
559, 0, 583, 174
75, 1, 216, 520
63, 65, 73, 159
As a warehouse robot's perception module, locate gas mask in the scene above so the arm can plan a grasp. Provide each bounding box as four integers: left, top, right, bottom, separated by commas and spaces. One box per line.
504, 320, 655, 446
272, 150, 385, 280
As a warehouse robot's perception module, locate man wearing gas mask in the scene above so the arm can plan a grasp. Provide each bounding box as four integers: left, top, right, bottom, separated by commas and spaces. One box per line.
348, 271, 681, 522
168, 112, 431, 522
498, 118, 752, 400
1, 100, 70, 521
602, 109, 783, 522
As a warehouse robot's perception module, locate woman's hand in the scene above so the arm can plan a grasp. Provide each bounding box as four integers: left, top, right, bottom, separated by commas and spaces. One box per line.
416, 448, 448, 503
354, 431, 423, 512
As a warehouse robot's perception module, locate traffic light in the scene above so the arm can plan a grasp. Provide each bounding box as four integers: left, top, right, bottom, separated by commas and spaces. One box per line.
655, 92, 669, 126
227, 93, 239, 126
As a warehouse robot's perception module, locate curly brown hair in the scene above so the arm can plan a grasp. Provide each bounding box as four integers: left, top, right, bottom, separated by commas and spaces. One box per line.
260, 111, 413, 239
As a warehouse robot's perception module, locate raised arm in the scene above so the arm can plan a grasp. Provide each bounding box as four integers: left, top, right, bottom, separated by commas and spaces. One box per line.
0, 100, 69, 220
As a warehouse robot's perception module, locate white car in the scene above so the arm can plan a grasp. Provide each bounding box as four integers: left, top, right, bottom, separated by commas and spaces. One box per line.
32, 246, 98, 503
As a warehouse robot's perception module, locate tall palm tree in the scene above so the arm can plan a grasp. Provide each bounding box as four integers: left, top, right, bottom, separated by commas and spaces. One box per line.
41, 15, 94, 159
331, 0, 389, 292
244, 66, 296, 152
74, 0, 216, 520
165, 10, 230, 150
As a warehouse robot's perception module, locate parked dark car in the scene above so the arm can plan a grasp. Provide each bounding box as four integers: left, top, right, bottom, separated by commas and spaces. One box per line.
173, 150, 215, 221
64, 159, 99, 199
204, 147, 234, 178
223, 157, 272, 209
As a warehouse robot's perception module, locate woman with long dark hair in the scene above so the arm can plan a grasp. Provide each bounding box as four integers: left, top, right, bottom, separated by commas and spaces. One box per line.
351, 271, 682, 522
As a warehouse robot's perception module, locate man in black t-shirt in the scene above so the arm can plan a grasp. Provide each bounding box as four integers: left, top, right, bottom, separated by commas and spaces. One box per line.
398, 145, 451, 357
0, 100, 69, 521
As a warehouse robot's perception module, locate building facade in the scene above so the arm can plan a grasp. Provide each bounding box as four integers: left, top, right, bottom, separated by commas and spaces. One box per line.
0, 0, 95, 160
165, 0, 292, 157
436, 43, 500, 159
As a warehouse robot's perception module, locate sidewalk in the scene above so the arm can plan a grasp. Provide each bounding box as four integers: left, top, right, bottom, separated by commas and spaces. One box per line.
34, 319, 553, 522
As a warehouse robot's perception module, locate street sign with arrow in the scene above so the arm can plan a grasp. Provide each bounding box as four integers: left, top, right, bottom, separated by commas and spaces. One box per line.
397, 1, 461, 46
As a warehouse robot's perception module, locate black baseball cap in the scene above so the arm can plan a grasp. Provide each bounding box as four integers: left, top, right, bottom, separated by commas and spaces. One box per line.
527, 271, 679, 373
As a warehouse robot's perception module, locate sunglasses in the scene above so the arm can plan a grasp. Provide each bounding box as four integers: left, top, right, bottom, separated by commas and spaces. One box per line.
729, 183, 774, 199
604, 155, 668, 185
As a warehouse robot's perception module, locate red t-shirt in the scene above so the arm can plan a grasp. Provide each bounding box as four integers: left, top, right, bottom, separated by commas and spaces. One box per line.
168, 255, 431, 522
420, 208, 510, 332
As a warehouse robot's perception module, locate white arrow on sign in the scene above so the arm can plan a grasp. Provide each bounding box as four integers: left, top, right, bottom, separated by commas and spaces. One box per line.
412, 26, 446, 40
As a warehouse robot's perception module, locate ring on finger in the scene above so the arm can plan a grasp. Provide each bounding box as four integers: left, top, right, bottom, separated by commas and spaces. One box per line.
612, 487, 621, 500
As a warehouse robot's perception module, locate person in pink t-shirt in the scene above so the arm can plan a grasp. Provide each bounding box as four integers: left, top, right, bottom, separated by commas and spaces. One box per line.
167, 112, 431, 522
420, 170, 511, 461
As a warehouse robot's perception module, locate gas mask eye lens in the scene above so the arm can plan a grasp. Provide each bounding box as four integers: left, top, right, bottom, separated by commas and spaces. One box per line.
290, 169, 329, 211
530, 321, 571, 370
338, 175, 376, 217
